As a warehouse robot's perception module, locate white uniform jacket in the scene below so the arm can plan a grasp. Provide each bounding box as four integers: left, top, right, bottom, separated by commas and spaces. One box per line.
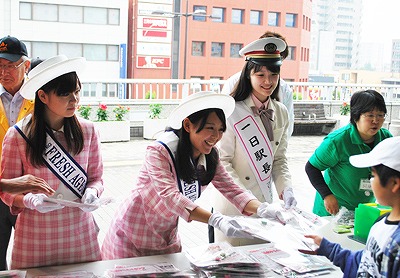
212, 96, 293, 245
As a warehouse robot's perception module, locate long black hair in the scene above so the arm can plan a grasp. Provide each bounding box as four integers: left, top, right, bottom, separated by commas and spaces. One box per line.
231, 61, 281, 102
26, 72, 84, 166
172, 108, 227, 185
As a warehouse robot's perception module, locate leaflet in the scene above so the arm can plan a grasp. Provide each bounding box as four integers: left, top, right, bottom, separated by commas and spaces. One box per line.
43, 196, 114, 209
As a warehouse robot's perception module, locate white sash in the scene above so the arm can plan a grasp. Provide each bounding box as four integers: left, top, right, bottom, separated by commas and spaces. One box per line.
14, 122, 87, 199
228, 101, 274, 202
157, 131, 201, 202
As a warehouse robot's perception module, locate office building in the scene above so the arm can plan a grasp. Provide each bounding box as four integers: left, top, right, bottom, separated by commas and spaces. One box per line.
310, 0, 362, 73
131, 0, 312, 82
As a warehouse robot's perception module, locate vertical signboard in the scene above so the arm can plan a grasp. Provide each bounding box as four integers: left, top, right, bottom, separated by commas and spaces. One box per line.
137, 0, 173, 69
119, 43, 127, 99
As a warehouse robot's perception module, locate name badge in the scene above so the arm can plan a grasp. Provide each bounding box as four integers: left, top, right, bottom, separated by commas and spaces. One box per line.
359, 179, 372, 196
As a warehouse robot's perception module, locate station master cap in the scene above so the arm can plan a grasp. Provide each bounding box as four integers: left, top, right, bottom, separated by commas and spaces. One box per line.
239, 37, 286, 67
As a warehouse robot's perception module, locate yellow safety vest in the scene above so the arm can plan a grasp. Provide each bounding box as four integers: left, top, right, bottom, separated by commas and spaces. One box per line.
0, 98, 34, 159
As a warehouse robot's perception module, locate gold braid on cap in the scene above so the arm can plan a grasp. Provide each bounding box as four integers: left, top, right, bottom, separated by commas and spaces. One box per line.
245, 51, 281, 60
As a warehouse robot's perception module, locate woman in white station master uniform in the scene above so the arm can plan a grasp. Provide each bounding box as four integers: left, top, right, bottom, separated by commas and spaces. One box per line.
212, 37, 297, 246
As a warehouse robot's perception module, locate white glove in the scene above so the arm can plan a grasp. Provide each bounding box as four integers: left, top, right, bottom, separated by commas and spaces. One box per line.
23, 193, 64, 213
257, 202, 283, 219
80, 188, 100, 212
282, 187, 297, 209
208, 212, 254, 239
258, 202, 299, 225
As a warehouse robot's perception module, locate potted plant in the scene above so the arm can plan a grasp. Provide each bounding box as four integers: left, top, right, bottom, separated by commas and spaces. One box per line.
78, 105, 92, 120
143, 103, 168, 140
78, 103, 130, 142
335, 101, 351, 128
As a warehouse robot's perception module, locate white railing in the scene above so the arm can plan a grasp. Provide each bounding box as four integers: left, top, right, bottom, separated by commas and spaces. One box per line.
80, 78, 400, 103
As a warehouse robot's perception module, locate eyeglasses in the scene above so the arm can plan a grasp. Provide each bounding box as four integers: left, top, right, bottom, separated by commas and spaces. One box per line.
0, 60, 26, 72
361, 113, 386, 121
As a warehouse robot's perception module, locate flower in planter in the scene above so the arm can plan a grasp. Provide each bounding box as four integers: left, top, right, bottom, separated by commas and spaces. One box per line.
97, 103, 109, 121
113, 105, 130, 121
148, 103, 162, 119
339, 102, 350, 116
78, 105, 92, 120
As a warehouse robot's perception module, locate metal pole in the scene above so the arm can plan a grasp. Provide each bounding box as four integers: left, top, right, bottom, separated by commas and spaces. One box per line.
183, 0, 189, 79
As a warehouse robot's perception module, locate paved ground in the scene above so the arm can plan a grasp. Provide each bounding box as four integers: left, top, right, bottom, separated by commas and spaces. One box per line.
7, 135, 326, 264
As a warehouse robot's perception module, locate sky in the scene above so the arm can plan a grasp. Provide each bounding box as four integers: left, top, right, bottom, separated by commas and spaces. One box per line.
361, 1, 400, 53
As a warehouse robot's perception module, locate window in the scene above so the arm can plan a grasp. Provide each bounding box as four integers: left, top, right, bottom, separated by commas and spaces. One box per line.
107, 45, 119, 61
231, 9, 243, 24
59, 43, 83, 58
59, 5, 82, 23
286, 13, 297, 27
212, 7, 225, 22
84, 7, 107, 24
230, 43, 243, 58
19, 2, 120, 25
84, 44, 107, 60
108, 9, 120, 25
268, 12, 279, 26
27, 41, 118, 61
287, 46, 296, 60
211, 42, 224, 57
192, 41, 205, 56
250, 10, 262, 25
19, 2, 31, 19
32, 42, 57, 58
33, 3, 58, 21
193, 5, 207, 21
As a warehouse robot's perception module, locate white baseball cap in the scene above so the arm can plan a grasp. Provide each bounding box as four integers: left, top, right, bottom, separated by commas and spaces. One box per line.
350, 137, 400, 172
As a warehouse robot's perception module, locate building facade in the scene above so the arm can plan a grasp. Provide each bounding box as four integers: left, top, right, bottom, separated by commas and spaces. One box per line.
1, 0, 311, 98
310, 0, 362, 74
131, 0, 312, 82
0, 0, 129, 86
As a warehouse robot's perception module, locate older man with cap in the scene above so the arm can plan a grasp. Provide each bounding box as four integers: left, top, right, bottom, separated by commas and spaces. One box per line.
211, 37, 297, 246
0, 35, 34, 270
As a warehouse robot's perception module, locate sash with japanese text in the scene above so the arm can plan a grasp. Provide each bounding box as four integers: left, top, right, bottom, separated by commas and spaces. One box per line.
229, 102, 274, 202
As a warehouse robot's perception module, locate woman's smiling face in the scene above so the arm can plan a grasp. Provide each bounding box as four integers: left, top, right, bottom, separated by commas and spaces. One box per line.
184, 111, 225, 160
250, 66, 279, 102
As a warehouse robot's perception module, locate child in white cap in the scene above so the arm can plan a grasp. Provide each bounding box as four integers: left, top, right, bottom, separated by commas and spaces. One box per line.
302, 137, 400, 277
101, 91, 279, 259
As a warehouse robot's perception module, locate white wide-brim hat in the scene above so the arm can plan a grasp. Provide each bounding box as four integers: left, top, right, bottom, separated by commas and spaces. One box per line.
350, 136, 400, 172
20, 54, 86, 100
168, 91, 235, 129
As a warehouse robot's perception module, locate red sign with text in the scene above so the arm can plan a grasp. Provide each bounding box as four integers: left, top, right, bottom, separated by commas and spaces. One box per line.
137, 56, 171, 69
142, 30, 167, 38
142, 18, 168, 29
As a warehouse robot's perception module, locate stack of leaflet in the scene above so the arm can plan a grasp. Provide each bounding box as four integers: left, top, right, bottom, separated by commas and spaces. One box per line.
103, 263, 194, 277
248, 244, 334, 277
185, 242, 269, 277
232, 206, 328, 251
